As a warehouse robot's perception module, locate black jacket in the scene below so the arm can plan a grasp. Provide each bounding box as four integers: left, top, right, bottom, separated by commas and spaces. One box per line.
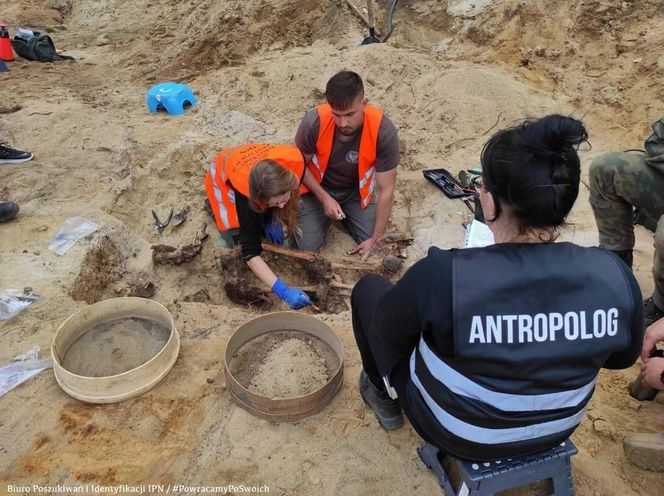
371, 243, 643, 460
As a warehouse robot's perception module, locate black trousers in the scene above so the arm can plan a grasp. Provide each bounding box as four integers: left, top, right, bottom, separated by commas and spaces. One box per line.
351, 274, 411, 398
351, 273, 453, 450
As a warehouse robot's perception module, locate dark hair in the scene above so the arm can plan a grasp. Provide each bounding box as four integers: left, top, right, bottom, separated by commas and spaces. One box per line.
325, 71, 364, 110
480, 114, 589, 233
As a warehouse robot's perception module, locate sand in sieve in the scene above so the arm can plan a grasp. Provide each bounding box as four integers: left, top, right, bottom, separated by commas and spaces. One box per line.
62, 317, 171, 377
230, 330, 340, 398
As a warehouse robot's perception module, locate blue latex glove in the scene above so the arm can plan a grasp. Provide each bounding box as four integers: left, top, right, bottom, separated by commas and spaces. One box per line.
272, 278, 312, 309
264, 217, 284, 246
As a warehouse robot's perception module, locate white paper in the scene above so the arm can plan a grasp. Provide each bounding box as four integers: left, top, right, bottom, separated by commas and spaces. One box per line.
464, 220, 495, 248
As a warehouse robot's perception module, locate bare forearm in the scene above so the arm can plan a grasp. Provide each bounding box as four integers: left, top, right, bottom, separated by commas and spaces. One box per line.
246, 256, 278, 289
372, 189, 394, 240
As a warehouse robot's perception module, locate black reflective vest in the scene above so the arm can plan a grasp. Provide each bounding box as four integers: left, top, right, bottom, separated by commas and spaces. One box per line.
409, 243, 635, 459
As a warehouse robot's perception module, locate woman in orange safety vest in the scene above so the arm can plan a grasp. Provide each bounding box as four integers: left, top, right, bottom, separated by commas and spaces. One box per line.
205, 144, 312, 309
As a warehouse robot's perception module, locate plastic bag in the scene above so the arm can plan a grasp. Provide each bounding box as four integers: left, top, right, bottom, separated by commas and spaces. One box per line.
48, 216, 99, 255
0, 288, 40, 320
0, 346, 53, 397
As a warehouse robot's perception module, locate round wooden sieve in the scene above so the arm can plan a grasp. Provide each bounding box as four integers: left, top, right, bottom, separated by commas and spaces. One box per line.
224, 311, 344, 421
51, 297, 180, 404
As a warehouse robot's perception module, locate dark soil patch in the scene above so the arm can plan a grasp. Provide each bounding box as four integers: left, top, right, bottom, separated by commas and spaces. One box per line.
69, 236, 124, 304
223, 281, 273, 309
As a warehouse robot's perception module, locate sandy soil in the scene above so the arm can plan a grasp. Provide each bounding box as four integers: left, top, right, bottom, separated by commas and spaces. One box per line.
1, 0, 664, 494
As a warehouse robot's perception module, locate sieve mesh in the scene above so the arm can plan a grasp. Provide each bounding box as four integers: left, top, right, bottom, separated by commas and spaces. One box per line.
61, 317, 170, 377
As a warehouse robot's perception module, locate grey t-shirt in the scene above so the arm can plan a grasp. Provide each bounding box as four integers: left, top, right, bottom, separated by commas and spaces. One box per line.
294, 108, 400, 190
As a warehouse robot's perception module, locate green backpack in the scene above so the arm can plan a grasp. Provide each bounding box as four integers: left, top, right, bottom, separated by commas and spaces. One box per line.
11, 31, 74, 62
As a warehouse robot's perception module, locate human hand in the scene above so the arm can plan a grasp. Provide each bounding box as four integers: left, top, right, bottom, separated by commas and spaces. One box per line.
264, 217, 284, 245
641, 318, 664, 362
640, 357, 664, 391
349, 237, 377, 256
322, 196, 345, 220
271, 278, 312, 309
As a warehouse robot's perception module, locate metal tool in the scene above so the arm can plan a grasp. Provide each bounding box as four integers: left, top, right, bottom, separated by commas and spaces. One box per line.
163, 206, 190, 235
151, 209, 173, 235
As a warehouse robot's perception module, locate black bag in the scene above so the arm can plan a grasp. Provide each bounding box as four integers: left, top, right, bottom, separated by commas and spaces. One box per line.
11, 31, 74, 62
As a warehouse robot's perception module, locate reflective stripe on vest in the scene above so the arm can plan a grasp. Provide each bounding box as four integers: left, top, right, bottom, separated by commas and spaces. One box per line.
416, 338, 597, 411
359, 166, 376, 207
410, 342, 590, 444
310, 103, 383, 209
310, 153, 323, 179
206, 146, 241, 231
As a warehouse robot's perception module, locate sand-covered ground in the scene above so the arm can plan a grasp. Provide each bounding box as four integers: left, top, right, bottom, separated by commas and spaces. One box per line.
1, 1, 664, 494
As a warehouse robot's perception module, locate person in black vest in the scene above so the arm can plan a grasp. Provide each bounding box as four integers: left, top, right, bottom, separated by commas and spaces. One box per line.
351, 115, 644, 461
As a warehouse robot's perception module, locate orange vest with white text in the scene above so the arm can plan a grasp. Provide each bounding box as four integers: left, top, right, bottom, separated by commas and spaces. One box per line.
204, 144, 305, 232
307, 103, 384, 209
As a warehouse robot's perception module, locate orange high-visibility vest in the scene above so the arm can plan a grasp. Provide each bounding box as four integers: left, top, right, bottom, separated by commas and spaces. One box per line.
306, 103, 384, 209
204, 144, 305, 232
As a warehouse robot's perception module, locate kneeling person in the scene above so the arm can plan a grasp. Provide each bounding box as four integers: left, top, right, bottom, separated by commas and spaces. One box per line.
205, 144, 311, 309
295, 71, 399, 255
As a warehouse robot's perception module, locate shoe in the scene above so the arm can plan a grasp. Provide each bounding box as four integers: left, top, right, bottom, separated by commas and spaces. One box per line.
0, 201, 19, 222
0, 144, 34, 164
359, 370, 403, 430
644, 297, 664, 328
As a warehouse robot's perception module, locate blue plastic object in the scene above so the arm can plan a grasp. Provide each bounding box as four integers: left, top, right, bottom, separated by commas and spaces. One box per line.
264, 217, 284, 246
146, 82, 197, 116
418, 439, 577, 495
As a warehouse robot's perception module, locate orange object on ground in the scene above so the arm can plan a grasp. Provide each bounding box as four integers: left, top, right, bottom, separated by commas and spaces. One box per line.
0, 25, 14, 61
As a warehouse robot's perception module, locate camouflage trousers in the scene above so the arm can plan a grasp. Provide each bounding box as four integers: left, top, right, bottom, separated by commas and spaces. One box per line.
589, 151, 664, 309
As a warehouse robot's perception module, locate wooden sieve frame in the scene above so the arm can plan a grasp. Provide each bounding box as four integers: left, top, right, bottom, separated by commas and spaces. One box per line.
224, 311, 344, 421
51, 297, 180, 404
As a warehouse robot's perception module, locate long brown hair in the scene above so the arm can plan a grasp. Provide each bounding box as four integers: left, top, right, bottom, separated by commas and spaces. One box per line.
248, 159, 301, 237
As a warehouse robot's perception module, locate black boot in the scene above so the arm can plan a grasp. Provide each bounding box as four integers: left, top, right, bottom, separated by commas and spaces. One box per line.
0, 201, 19, 222
359, 370, 403, 430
